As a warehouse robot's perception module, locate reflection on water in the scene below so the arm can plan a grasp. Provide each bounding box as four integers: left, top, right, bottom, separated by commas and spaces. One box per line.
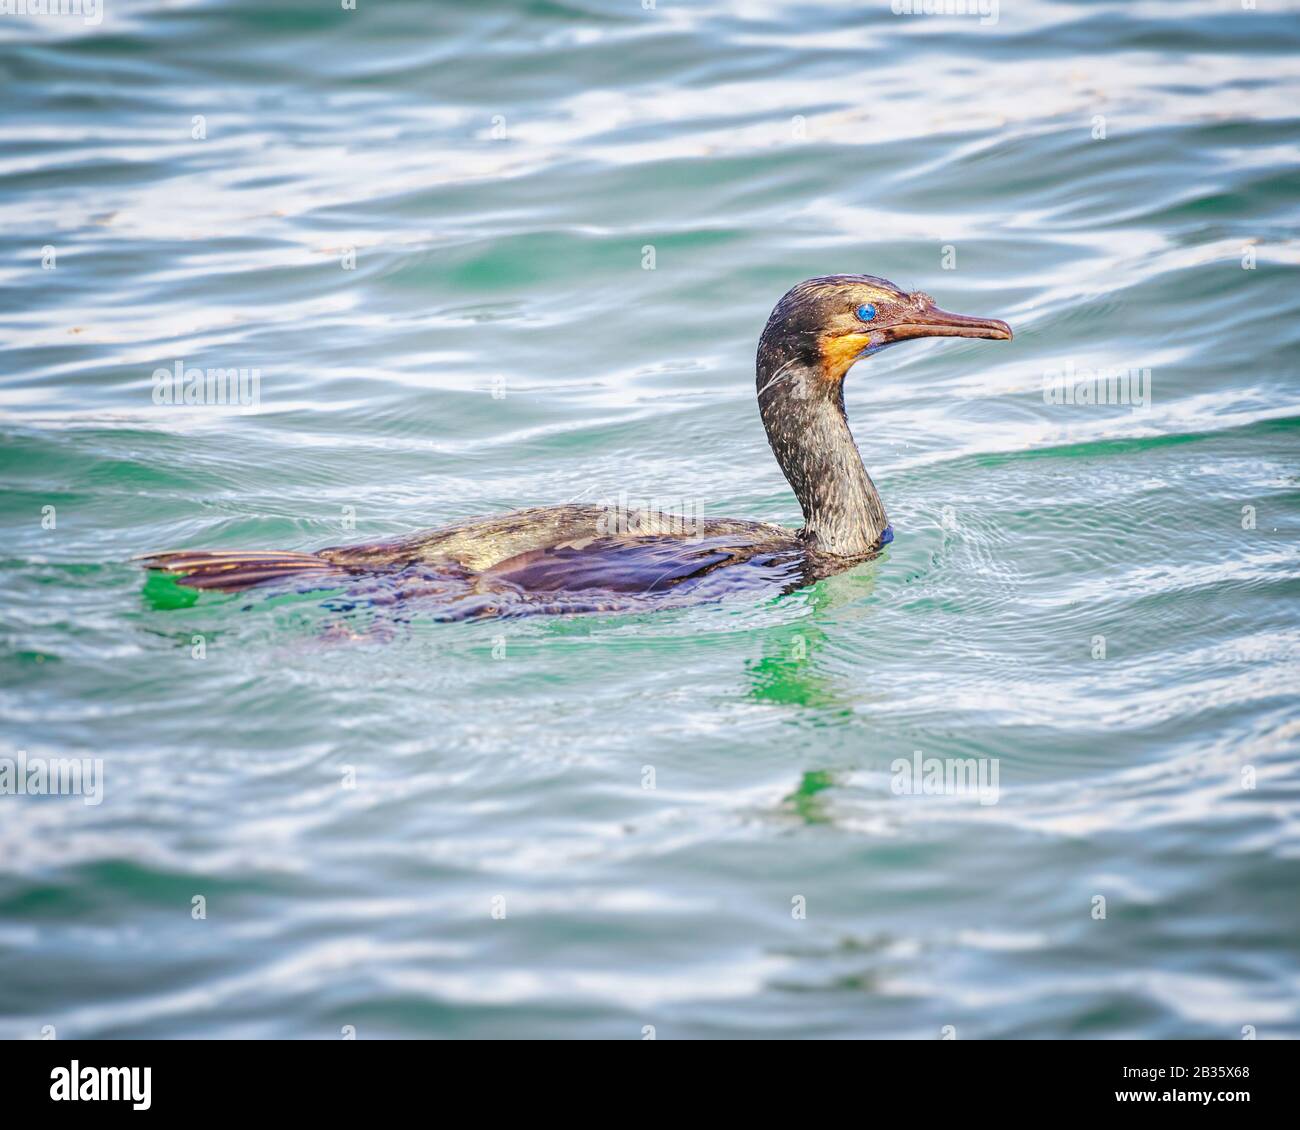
748, 565, 878, 710
782, 769, 839, 826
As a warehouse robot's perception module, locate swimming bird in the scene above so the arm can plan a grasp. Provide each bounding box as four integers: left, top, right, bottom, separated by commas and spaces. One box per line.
141, 276, 1010, 608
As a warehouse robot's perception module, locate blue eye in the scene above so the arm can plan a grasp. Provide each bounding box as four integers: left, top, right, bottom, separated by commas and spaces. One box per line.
856, 303, 877, 322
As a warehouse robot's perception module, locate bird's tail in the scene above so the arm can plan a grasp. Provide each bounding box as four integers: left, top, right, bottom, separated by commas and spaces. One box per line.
137, 549, 346, 592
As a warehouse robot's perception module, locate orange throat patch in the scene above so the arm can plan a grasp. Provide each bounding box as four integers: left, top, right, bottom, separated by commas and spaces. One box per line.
817, 331, 876, 383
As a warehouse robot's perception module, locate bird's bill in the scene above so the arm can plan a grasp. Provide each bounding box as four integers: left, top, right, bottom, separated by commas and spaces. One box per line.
886, 307, 1013, 342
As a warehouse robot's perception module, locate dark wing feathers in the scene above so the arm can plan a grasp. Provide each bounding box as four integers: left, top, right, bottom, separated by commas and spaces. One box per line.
483, 535, 760, 594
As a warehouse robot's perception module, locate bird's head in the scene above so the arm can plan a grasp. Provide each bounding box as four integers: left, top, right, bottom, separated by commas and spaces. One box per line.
758, 274, 1012, 390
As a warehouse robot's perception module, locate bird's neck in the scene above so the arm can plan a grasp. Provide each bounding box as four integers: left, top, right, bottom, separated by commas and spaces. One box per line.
757, 358, 887, 558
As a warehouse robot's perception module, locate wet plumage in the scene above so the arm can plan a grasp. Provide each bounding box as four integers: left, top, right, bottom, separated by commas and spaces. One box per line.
141, 276, 1010, 614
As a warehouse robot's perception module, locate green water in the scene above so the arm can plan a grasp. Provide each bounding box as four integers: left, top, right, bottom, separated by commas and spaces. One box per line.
2, 0, 1299, 1038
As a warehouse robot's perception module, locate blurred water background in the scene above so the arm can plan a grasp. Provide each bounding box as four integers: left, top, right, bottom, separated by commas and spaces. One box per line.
1, 0, 1298, 1038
